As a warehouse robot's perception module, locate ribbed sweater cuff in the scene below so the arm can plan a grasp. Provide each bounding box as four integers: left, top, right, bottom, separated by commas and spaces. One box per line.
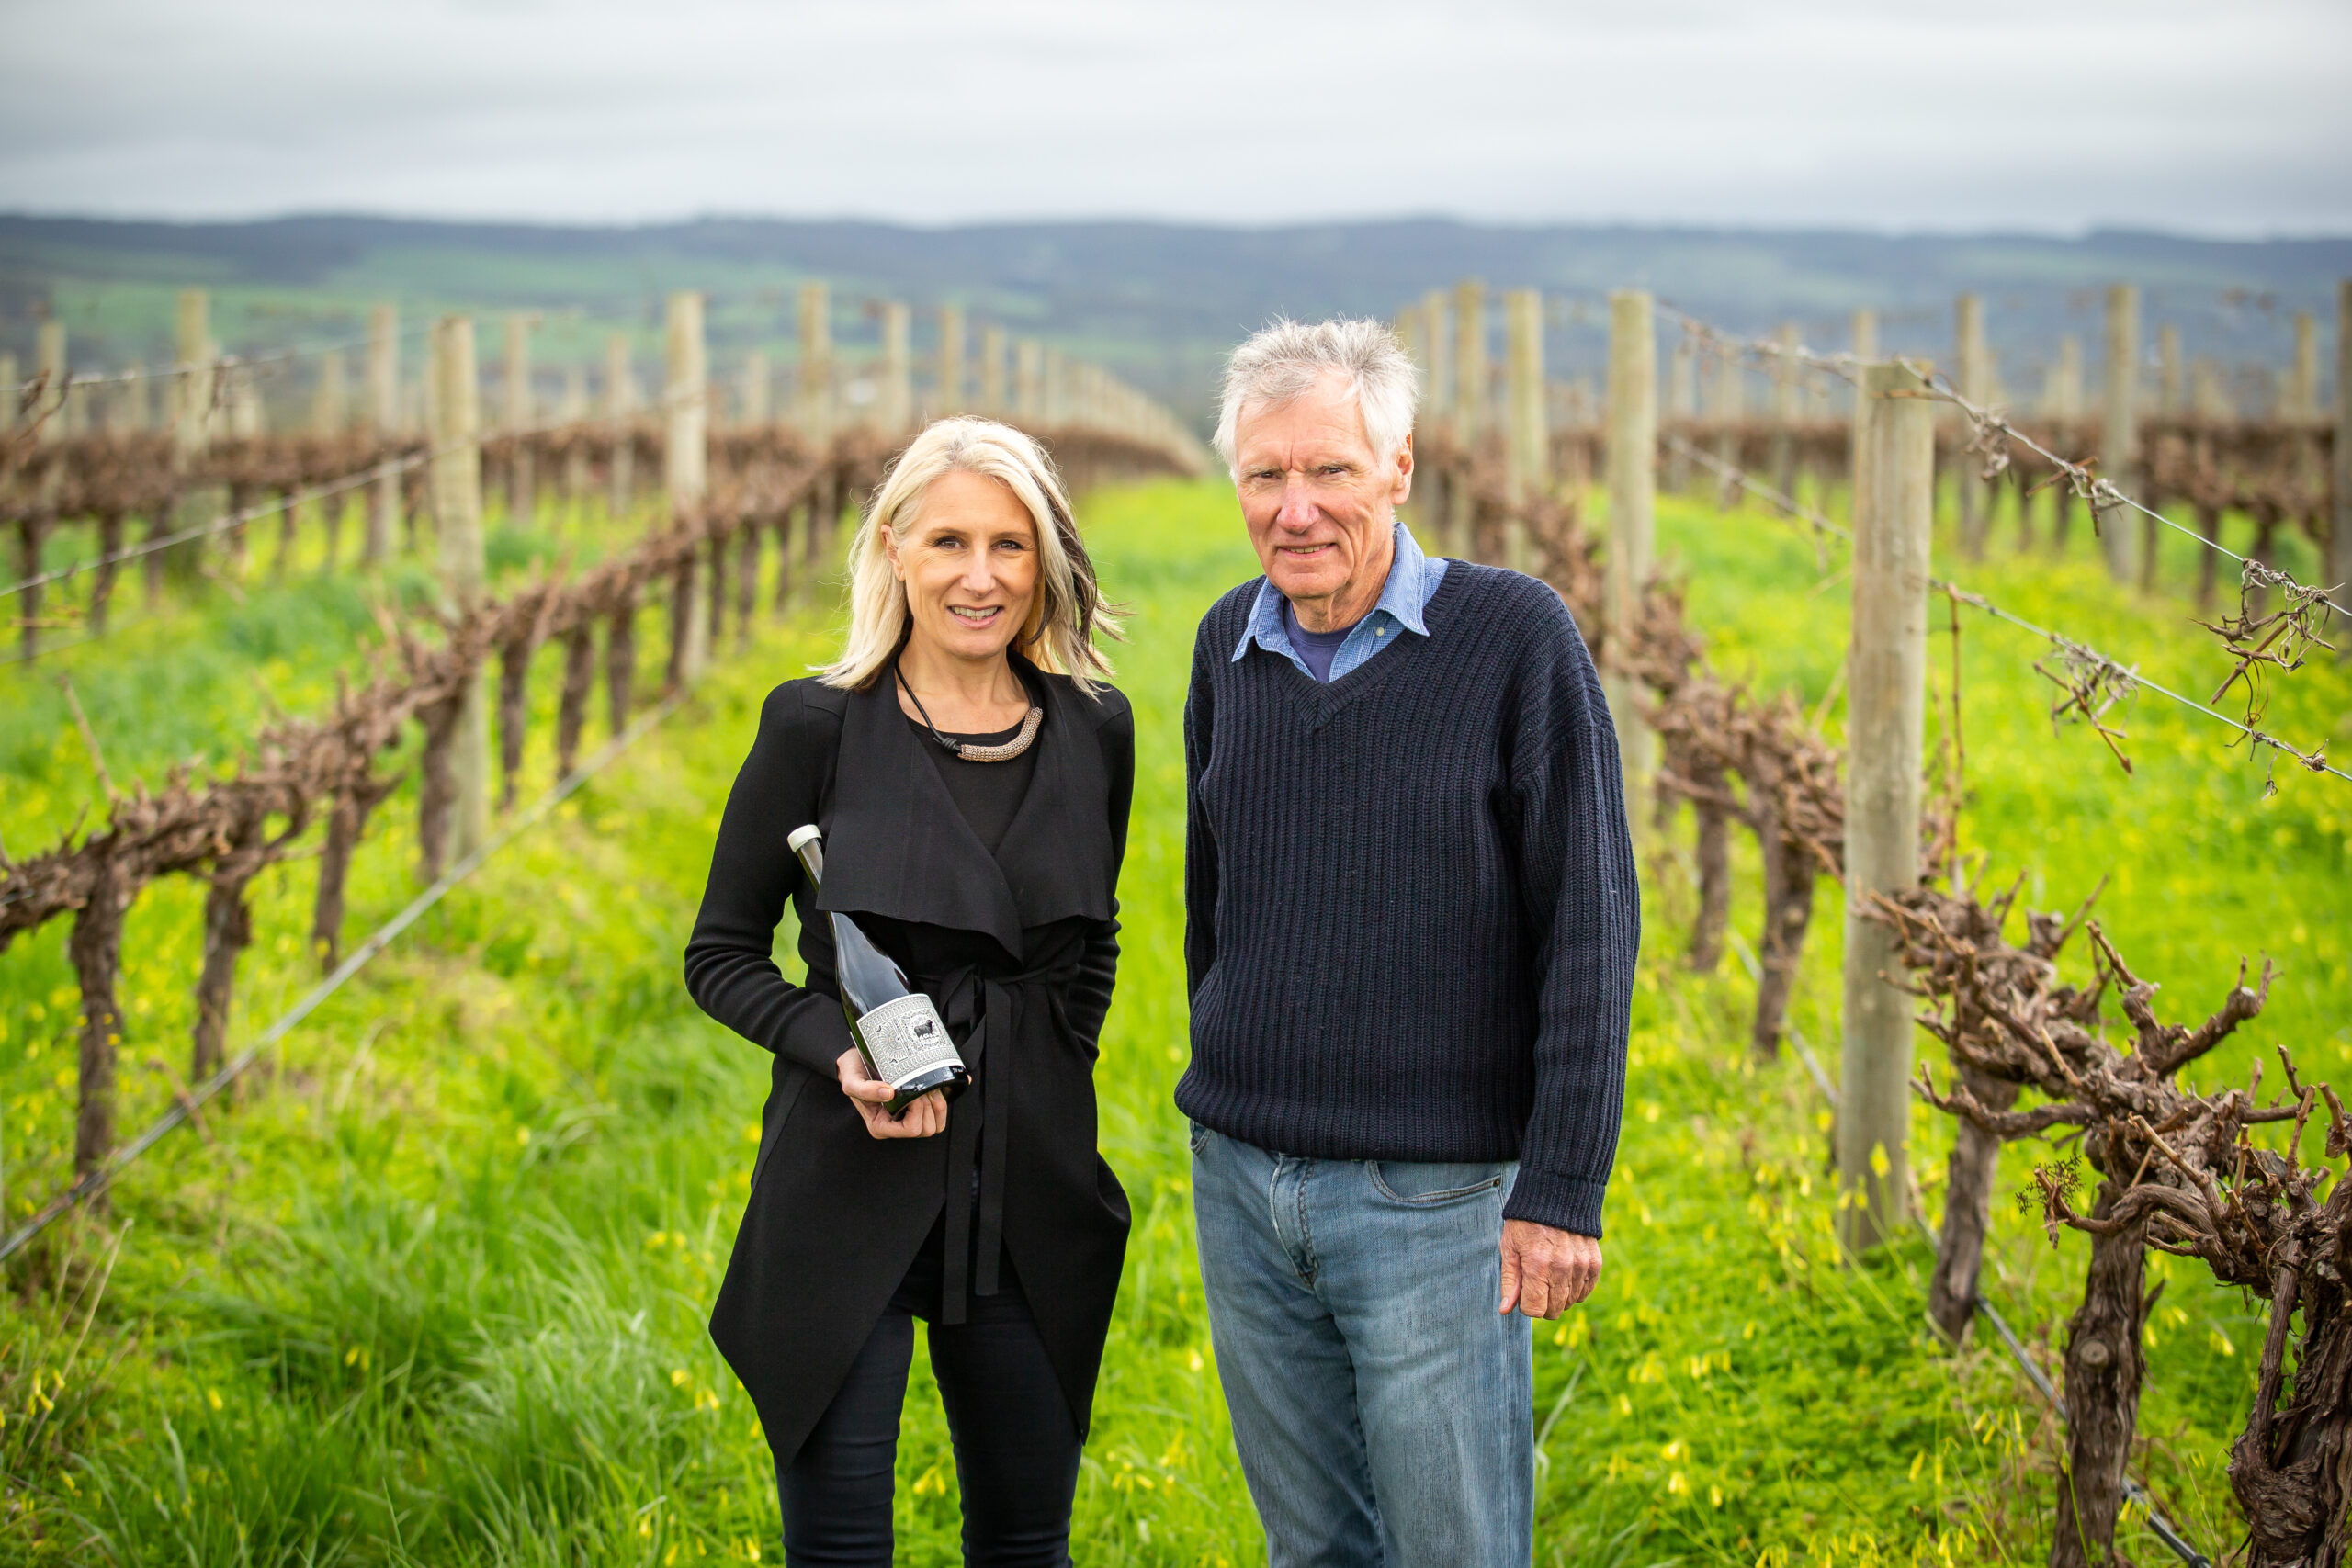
1504, 1169, 1608, 1237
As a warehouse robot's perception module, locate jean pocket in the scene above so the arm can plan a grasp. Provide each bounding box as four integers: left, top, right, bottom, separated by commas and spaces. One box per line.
1188, 1119, 1211, 1156
1367, 1159, 1508, 1205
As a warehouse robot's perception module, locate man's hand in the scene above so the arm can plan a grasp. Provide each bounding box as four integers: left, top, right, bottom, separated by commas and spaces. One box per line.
1499, 1219, 1601, 1319
837, 1049, 948, 1140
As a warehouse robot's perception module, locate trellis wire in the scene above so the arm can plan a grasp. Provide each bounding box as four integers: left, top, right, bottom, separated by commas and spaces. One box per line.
2, 449, 429, 603
1661, 431, 2349, 786
2, 318, 438, 400
1657, 304, 2346, 626
0, 685, 687, 1264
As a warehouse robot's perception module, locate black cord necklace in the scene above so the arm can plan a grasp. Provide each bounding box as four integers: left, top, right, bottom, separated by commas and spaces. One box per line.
896, 664, 1044, 762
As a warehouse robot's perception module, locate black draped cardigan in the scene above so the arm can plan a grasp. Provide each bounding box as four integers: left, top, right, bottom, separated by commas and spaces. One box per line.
683, 659, 1135, 1467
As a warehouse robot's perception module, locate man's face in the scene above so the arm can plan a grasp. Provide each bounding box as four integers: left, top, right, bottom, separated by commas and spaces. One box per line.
1233, 372, 1414, 629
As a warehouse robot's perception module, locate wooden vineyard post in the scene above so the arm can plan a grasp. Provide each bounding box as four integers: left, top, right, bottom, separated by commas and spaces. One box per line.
1453, 279, 1487, 560
1421, 287, 1453, 436
1453, 278, 1487, 439
34, 319, 65, 441
2099, 283, 2139, 584
1770, 321, 1800, 507
175, 288, 215, 464
2337, 280, 2352, 641
19, 321, 63, 660
429, 314, 490, 876
2158, 323, 2183, 415
1503, 287, 1546, 570
1048, 350, 1077, 430
1954, 292, 1989, 558
937, 304, 965, 418
879, 300, 912, 436
503, 313, 535, 525
367, 303, 401, 564
1709, 341, 1743, 513
170, 289, 225, 595
605, 334, 635, 523
1015, 340, 1044, 425
312, 349, 348, 434
2045, 334, 2085, 552
1837, 361, 1935, 1253
560, 365, 590, 520
1664, 330, 1696, 494
1847, 308, 1877, 512
2290, 310, 2318, 420
738, 351, 770, 430
979, 324, 1007, 416
797, 282, 832, 441
1605, 290, 1657, 802
1420, 288, 1453, 551
666, 290, 711, 685
1392, 300, 1426, 534
311, 349, 349, 568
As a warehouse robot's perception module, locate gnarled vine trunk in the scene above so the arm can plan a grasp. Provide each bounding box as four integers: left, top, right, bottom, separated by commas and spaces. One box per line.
2051, 1183, 2146, 1568
555, 625, 595, 778
1928, 1066, 2020, 1347
69, 849, 132, 1180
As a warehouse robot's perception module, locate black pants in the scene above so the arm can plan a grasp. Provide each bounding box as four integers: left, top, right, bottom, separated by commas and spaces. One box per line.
778, 1214, 1080, 1567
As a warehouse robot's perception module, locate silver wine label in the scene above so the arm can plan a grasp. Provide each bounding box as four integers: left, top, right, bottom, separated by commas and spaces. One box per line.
854, 993, 961, 1086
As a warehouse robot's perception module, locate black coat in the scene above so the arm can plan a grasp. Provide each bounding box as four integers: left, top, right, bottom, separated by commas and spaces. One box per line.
683, 659, 1135, 1467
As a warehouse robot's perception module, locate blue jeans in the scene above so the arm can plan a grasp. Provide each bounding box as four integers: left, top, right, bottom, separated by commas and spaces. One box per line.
1190, 1122, 1533, 1568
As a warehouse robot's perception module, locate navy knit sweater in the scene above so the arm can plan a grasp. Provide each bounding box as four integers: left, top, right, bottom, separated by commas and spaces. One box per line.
1177, 562, 1640, 1236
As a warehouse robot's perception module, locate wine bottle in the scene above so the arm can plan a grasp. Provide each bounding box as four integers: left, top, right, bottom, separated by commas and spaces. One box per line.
787, 825, 968, 1114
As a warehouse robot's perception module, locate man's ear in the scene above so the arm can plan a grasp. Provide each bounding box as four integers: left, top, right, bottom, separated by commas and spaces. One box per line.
1390, 433, 1415, 506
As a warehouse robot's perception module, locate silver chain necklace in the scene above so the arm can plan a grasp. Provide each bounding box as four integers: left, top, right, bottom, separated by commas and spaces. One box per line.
897, 666, 1044, 762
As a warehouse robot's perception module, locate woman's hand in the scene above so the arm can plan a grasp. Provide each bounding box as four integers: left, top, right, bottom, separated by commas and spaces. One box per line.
837, 1049, 948, 1139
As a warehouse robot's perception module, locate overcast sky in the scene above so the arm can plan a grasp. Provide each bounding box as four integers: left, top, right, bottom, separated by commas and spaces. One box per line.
3, 0, 2346, 235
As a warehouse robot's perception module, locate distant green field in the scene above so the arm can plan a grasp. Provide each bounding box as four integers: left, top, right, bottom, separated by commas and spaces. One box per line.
0, 472, 2345, 1564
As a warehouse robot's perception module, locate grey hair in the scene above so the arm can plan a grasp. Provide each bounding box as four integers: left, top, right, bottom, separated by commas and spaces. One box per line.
1213, 317, 1419, 477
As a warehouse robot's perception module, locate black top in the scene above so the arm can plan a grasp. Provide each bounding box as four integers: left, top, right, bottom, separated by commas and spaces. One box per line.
684, 657, 1135, 1466
1179, 563, 1640, 1238
909, 712, 1040, 853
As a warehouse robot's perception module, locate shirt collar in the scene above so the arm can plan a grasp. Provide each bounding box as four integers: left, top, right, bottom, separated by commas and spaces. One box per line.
1233, 522, 1434, 663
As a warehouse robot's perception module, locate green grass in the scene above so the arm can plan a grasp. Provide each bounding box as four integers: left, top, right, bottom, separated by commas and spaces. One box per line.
1, 472, 2346, 1565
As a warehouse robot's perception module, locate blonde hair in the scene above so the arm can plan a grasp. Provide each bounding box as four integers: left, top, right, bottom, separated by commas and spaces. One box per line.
821, 417, 1118, 693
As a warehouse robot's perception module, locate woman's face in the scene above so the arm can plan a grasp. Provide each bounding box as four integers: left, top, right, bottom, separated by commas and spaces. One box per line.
888, 469, 1042, 667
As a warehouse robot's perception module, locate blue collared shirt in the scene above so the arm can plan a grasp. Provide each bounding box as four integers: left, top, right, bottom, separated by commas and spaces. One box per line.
1231, 523, 1449, 683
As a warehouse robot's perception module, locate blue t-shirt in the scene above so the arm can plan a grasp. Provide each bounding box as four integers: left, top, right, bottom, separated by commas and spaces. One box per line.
1281, 598, 1355, 682
1238, 523, 1450, 686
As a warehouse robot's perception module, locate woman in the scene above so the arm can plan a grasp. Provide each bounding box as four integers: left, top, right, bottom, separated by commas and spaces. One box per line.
684, 417, 1133, 1567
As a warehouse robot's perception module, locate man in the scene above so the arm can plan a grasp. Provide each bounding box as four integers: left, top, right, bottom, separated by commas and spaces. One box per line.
1180, 318, 1639, 1567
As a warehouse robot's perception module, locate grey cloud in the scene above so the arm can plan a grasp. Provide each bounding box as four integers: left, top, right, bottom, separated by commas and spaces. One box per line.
0, 0, 2344, 231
